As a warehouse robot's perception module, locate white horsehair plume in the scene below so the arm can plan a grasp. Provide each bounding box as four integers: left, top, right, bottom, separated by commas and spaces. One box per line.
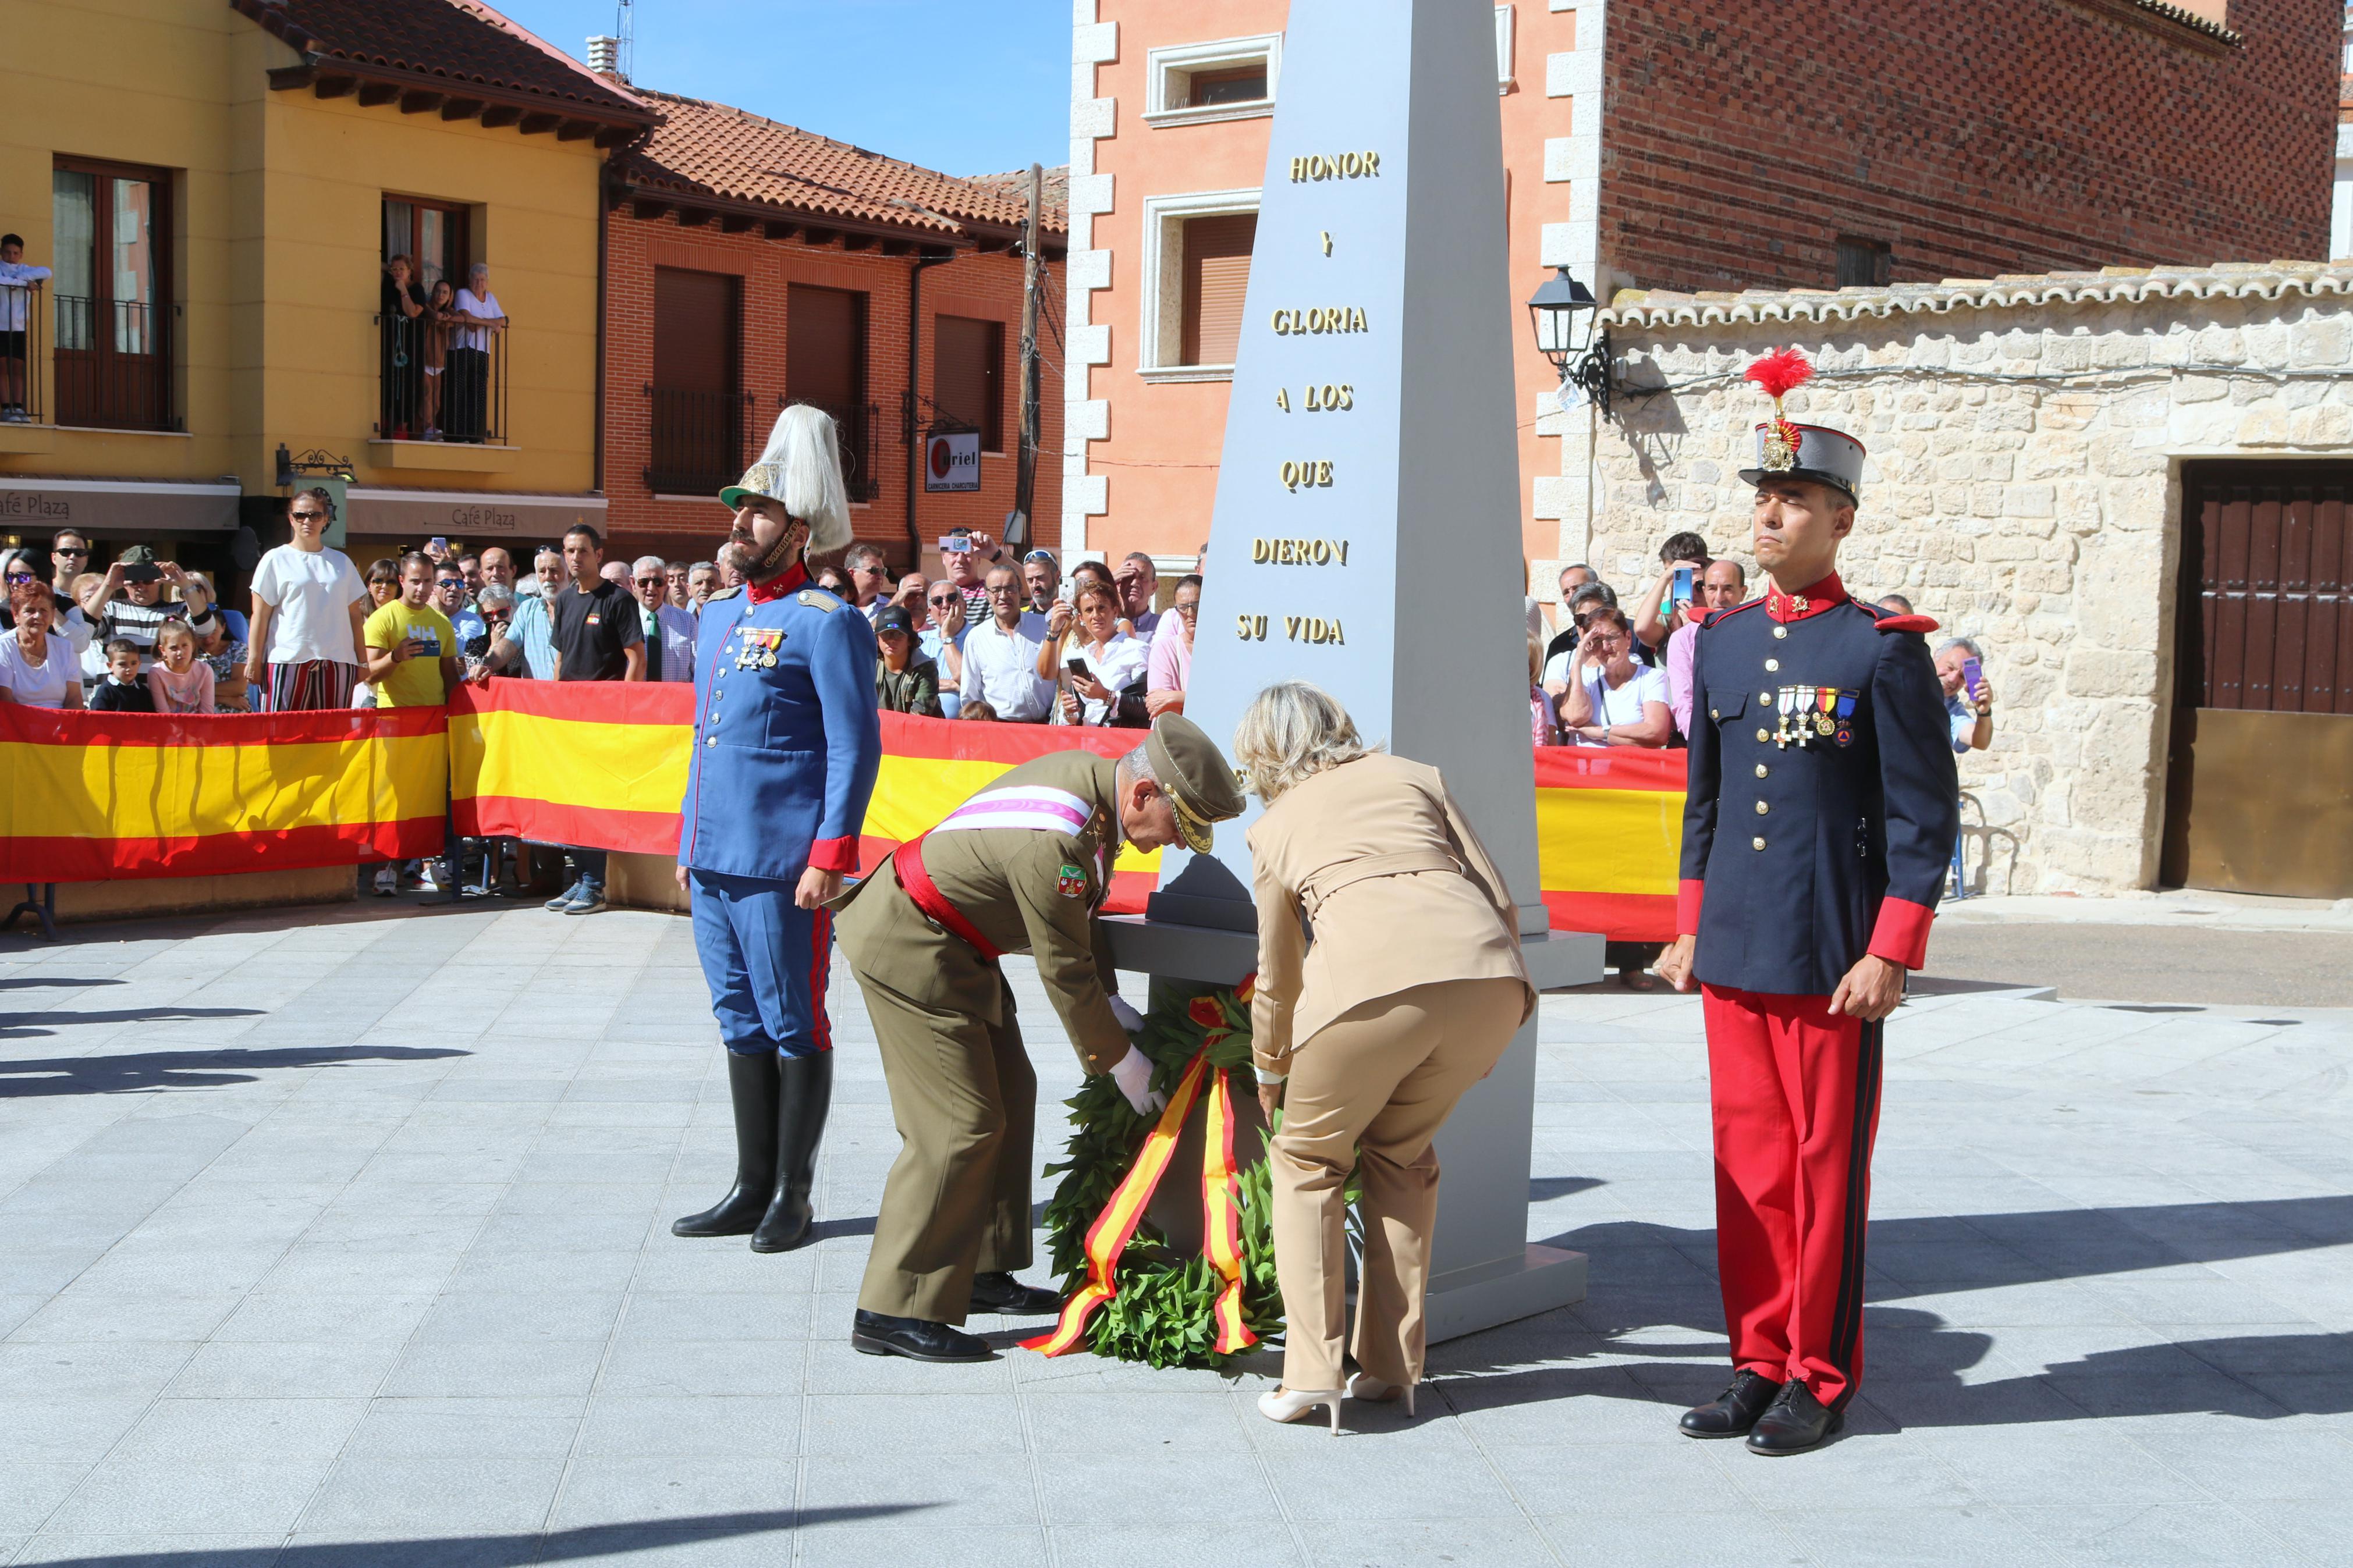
764, 403, 851, 553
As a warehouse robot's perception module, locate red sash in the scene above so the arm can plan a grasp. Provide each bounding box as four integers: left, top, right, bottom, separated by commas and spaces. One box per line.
891, 837, 1005, 962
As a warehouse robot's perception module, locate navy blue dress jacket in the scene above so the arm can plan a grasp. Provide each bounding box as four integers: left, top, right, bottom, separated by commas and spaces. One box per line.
1678, 574, 1961, 995
679, 564, 882, 881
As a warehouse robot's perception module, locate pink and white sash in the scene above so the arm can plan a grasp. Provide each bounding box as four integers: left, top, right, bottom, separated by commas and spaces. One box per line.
930, 785, 1092, 838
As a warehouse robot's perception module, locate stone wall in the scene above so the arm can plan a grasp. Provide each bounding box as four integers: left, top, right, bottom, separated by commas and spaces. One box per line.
1574, 262, 2353, 894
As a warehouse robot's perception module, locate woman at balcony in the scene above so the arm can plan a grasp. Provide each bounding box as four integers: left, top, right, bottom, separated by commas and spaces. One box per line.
446, 262, 507, 445
0, 589, 84, 709
418, 278, 456, 440
380, 255, 427, 440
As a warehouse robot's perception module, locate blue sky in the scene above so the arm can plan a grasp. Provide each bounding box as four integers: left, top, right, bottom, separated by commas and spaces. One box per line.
495, 0, 1072, 177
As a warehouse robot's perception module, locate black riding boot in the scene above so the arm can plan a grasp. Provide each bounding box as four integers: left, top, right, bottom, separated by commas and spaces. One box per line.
670, 1052, 782, 1237
750, 1051, 833, 1253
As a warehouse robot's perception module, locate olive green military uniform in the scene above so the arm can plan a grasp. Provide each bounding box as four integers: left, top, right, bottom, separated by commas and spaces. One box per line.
835, 749, 1137, 1324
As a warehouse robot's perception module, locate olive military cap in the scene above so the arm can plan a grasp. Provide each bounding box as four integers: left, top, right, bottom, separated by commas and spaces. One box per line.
1144, 714, 1246, 854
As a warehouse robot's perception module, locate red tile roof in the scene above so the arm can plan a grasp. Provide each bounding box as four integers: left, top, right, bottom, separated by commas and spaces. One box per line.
618, 90, 1068, 244
233, 0, 653, 126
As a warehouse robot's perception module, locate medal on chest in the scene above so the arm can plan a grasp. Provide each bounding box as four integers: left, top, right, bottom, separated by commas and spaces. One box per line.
1774, 684, 1854, 748
734, 627, 783, 670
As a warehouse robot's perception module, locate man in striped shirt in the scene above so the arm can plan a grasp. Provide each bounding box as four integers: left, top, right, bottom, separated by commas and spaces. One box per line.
87, 546, 197, 673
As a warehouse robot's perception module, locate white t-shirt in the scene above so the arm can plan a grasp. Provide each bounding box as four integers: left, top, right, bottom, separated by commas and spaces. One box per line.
1056, 631, 1151, 726
1543, 657, 1668, 745
0, 629, 77, 707
452, 289, 502, 353
251, 544, 367, 665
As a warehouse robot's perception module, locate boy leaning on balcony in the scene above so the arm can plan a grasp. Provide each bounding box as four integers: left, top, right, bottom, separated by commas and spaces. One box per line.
0, 233, 52, 423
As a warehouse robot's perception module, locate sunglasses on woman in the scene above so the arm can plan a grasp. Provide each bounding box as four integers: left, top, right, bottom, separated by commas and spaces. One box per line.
5, 571, 37, 585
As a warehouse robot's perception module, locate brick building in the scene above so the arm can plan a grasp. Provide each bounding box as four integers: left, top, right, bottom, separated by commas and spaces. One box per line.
602, 90, 1067, 573
1066, 0, 2338, 584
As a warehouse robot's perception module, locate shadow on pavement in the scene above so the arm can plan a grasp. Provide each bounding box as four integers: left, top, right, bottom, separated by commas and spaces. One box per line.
0, 1043, 469, 1097
1, 1005, 262, 1043
22, 1506, 928, 1566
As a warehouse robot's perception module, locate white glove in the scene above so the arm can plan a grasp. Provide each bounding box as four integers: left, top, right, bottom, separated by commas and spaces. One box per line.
1107, 995, 1145, 1036
1109, 1046, 1166, 1117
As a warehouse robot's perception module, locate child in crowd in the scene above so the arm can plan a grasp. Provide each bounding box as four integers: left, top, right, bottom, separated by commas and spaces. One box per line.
420, 278, 454, 439
87, 638, 157, 713
147, 620, 217, 713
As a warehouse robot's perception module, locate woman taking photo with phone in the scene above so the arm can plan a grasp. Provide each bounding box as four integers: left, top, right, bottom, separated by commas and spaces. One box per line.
1047, 578, 1147, 727
1236, 681, 1533, 1432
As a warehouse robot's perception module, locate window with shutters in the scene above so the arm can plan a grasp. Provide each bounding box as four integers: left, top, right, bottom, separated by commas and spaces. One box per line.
646, 267, 741, 495
1138, 189, 1260, 381
933, 315, 1005, 453
787, 283, 878, 501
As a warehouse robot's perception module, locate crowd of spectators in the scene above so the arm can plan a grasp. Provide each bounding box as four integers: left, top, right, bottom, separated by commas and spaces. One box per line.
379, 258, 507, 443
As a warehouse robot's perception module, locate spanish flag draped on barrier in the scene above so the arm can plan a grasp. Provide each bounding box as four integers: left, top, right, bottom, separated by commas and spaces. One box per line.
3, 681, 1686, 940
0, 705, 449, 881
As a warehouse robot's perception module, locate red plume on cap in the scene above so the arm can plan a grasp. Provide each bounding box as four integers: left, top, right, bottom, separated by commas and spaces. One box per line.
1745, 347, 1813, 403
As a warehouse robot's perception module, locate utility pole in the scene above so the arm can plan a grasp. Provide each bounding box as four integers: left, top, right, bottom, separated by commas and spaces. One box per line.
1010, 161, 1042, 549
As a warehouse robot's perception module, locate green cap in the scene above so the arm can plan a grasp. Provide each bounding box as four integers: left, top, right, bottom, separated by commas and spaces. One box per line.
1144, 713, 1247, 854
118, 545, 156, 565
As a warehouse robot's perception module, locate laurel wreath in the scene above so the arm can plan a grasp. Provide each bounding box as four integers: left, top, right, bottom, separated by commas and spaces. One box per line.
1035, 977, 1287, 1368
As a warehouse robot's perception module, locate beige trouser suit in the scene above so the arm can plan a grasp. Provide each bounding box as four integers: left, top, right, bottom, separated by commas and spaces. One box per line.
1248, 753, 1534, 1392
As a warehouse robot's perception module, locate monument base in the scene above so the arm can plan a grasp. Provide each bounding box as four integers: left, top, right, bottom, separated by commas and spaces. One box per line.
1424, 1243, 1589, 1345
1101, 916, 1608, 991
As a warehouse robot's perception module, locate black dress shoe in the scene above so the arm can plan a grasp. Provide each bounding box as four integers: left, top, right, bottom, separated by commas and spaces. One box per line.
851, 1309, 995, 1363
968, 1271, 1060, 1315
1678, 1370, 1781, 1439
1745, 1378, 1844, 1455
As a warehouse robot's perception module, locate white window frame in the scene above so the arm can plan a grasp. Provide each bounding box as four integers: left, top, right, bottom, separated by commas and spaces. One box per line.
1135, 187, 1261, 383
1142, 34, 1283, 129
1496, 6, 1516, 92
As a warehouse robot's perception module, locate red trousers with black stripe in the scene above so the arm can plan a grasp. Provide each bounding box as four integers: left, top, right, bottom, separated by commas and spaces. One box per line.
1701, 985, 1884, 1412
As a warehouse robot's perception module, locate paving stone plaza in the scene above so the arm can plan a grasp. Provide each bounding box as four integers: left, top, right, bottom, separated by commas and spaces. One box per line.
2, 901, 2349, 1566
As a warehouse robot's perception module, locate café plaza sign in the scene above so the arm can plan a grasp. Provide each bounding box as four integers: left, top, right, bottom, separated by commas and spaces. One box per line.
342, 488, 610, 540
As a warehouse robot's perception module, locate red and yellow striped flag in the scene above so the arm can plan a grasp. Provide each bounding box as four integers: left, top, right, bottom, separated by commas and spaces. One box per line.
0, 705, 448, 881
1532, 746, 1686, 941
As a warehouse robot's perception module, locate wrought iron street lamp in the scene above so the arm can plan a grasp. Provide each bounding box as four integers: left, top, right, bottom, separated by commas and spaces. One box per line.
1525, 265, 1613, 420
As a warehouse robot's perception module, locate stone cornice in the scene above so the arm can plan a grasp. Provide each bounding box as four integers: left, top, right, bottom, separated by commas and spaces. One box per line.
1602, 262, 2353, 329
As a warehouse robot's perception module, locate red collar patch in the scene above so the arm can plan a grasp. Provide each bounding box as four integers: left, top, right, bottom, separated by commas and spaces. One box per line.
746, 562, 810, 605
1765, 573, 1848, 624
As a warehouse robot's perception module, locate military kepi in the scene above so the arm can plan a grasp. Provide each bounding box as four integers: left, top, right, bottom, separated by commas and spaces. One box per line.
1737, 347, 1864, 503
1144, 713, 1245, 854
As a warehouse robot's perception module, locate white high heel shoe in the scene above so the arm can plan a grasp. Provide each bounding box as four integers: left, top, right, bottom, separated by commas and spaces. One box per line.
1346, 1372, 1418, 1417
1257, 1384, 1346, 1434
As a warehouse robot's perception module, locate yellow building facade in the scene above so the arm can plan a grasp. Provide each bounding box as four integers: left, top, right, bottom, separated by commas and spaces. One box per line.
0, 0, 650, 570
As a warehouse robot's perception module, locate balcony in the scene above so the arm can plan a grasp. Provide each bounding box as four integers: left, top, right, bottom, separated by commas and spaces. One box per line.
810, 399, 881, 504
643, 386, 748, 496
47, 293, 180, 433
376, 310, 508, 458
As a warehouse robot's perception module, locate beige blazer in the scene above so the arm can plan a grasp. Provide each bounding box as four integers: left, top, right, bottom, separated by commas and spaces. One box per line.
1247, 753, 1534, 1076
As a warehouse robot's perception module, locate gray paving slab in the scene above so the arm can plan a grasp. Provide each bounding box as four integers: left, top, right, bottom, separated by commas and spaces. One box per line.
2, 904, 2351, 1565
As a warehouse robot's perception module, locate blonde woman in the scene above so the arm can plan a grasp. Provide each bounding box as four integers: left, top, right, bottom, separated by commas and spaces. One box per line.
1235, 681, 1533, 1431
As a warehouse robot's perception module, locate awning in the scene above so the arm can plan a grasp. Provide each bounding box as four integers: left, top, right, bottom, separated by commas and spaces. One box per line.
344, 488, 608, 542
0, 479, 243, 536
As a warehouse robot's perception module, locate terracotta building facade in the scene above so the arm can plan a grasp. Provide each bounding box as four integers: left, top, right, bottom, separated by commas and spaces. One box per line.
1066, 0, 2338, 586
601, 91, 1066, 573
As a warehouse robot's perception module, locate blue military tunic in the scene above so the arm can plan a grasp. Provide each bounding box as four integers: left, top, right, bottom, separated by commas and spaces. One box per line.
1678, 574, 1960, 996
679, 564, 882, 1054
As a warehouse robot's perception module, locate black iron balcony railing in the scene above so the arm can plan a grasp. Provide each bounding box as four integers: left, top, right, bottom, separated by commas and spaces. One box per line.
1, 282, 42, 425
378, 310, 506, 445
53, 294, 178, 432
804, 399, 881, 503
644, 385, 749, 496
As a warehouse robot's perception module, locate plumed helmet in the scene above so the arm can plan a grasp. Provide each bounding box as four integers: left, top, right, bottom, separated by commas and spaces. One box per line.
720, 403, 853, 553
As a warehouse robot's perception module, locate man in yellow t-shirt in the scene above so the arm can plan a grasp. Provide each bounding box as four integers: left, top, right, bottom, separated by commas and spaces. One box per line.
363, 552, 464, 707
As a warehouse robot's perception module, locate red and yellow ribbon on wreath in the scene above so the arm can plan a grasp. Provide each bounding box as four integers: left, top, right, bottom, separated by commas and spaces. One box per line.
1022, 1047, 1258, 1358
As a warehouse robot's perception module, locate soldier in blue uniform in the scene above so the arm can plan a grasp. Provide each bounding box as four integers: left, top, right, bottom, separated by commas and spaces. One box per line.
1658, 350, 1960, 1454
670, 404, 883, 1254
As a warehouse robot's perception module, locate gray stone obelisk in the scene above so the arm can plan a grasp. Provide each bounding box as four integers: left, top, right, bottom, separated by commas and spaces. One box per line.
1104, 0, 1599, 1343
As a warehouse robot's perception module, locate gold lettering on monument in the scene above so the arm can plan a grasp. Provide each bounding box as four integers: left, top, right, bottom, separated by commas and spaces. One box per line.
1278, 460, 1335, 490
1251, 538, 1350, 566
1289, 152, 1381, 182
1282, 616, 1346, 645
1234, 614, 1269, 642
1270, 307, 1369, 335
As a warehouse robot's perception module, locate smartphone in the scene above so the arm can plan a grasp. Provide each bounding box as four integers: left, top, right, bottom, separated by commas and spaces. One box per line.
120, 564, 162, 585
1066, 656, 1091, 679
1671, 567, 1694, 607
429, 536, 449, 553
937, 534, 971, 553
1961, 656, 1983, 701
